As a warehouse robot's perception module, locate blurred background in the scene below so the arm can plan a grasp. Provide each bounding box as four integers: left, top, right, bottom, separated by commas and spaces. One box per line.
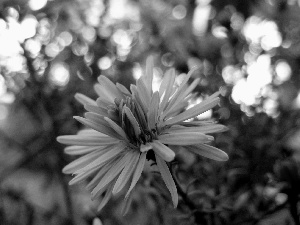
0, 0, 300, 224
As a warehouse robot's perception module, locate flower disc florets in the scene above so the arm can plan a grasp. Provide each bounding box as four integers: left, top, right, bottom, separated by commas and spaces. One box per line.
57, 58, 228, 213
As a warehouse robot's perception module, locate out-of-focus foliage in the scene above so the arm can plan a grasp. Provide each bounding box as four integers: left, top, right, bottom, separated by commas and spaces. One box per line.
0, 0, 300, 224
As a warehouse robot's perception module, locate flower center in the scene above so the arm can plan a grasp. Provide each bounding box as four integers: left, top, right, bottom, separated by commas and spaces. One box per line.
114, 97, 157, 148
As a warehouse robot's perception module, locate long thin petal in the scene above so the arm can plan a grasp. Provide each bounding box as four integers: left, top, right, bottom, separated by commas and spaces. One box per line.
163, 78, 200, 118
125, 152, 146, 198
147, 91, 160, 129
122, 189, 134, 215
76, 142, 127, 174
74, 116, 121, 139
144, 56, 154, 96
137, 78, 151, 108
75, 93, 97, 106
86, 158, 118, 191
112, 151, 140, 194
57, 135, 118, 146
158, 68, 175, 116
164, 124, 228, 134
165, 67, 198, 111
69, 164, 101, 185
64, 146, 104, 155
150, 140, 175, 162
104, 117, 128, 141
116, 83, 131, 96
94, 84, 115, 103
98, 75, 124, 100
62, 148, 110, 174
162, 97, 220, 126
155, 154, 178, 207
91, 152, 131, 199
123, 106, 141, 137
97, 182, 114, 211
158, 132, 213, 145
131, 85, 148, 113
77, 129, 103, 136
84, 104, 109, 117
186, 144, 229, 161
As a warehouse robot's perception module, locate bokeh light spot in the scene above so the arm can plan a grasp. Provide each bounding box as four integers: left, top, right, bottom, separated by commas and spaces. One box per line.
275, 61, 292, 84
20, 15, 38, 40
49, 63, 70, 86
172, 5, 187, 20
28, 0, 48, 11
98, 57, 112, 70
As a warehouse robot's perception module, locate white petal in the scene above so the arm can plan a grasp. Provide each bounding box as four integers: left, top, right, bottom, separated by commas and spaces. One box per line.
104, 117, 128, 141
143, 56, 154, 97
150, 140, 175, 162
158, 68, 175, 116
98, 75, 124, 100
158, 132, 211, 145
84, 104, 109, 118
116, 83, 131, 96
76, 142, 127, 174
86, 159, 117, 191
123, 106, 141, 137
64, 146, 104, 155
164, 67, 197, 112
186, 143, 229, 161
68, 165, 100, 185
75, 93, 96, 106
140, 143, 152, 152
163, 78, 200, 118
164, 124, 228, 134
91, 152, 131, 199
155, 154, 178, 207
112, 151, 140, 194
74, 116, 121, 139
97, 182, 114, 211
147, 91, 160, 129
162, 97, 220, 126
137, 78, 151, 109
57, 135, 118, 146
62, 148, 110, 174
125, 152, 146, 198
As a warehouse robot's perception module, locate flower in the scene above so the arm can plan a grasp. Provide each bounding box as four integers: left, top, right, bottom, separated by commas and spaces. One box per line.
57, 57, 228, 213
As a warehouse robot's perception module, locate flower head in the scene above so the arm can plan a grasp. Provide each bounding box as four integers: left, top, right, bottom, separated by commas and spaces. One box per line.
57, 57, 228, 212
